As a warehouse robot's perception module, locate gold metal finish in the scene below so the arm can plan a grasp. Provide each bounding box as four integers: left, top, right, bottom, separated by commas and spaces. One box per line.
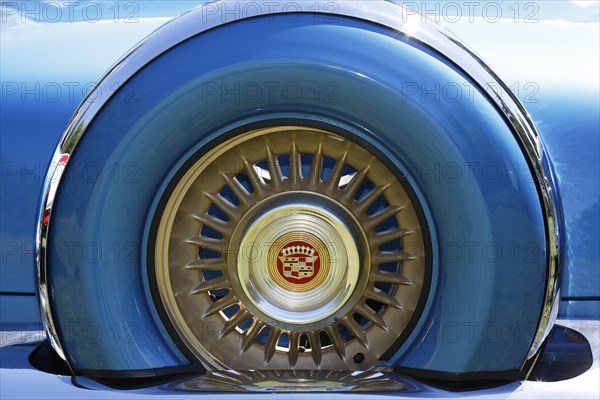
153, 126, 427, 370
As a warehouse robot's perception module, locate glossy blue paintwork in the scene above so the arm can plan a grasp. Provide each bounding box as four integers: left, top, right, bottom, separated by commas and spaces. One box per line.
0, 0, 597, 377
529, 92, 599, 301
560, 300, 600, 319
442, 15, 600, 313
0, 295, 40, 326
0, 8, 170, 296
40, 12, 547, 373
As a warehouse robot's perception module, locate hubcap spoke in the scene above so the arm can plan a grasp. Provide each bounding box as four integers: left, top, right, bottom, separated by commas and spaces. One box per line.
266, 147, 284, 188
192, 213, 230, 236
204, 192, 241, 220
354, 184, 390, 214
325, 325, 346, 360
340, 166, 370, 202
342, 315, 368, 347
371, 270, 412, 286
242, 156, 266, 196
308, 331, 322, 366
190, 276, 231, 295
220, 308, 251, 338
370, 228, 413, 248
220, 172, 252, 208
288, 332, 300, 367
289, 142, 302, 187
372, 251, 414, 265
355, 302, 388, 331
186, 236, 226, 253
363, 206, 404, 231
307, 143, 323, 187
365, 287, 403, 309
327, 152, 348, 192
242, 319, 266, 352
185, 258, 226, 271
264, 327, 282, 363
202, 292, 238, 318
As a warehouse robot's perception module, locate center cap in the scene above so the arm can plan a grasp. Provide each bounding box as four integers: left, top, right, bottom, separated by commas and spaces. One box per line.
232, 194, 367, 325
268, 232, 330, 292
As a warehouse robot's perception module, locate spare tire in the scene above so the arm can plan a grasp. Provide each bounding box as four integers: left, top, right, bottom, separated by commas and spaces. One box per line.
41, 2, 556, 379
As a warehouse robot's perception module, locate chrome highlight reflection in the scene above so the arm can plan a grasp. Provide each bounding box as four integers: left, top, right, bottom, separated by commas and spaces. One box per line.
36, 150, 70, 362
171, 368, 413, 392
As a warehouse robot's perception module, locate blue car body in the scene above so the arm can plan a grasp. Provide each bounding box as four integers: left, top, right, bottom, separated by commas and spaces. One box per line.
0, 0, 598, 396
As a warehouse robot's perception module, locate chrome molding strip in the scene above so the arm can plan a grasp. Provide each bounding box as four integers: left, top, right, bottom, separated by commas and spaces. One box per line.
37, 0, 560, 365
36, 149, 69, 361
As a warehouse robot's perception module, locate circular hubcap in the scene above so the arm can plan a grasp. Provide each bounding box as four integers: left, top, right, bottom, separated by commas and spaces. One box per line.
234, 195, 365, 326
153, 125, 428, 370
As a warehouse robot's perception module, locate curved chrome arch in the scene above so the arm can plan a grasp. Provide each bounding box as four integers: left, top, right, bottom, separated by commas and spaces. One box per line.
37, 0, 560, 367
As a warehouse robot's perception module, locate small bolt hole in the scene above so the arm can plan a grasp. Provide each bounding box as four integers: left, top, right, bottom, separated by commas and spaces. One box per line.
353, 352, 365, 364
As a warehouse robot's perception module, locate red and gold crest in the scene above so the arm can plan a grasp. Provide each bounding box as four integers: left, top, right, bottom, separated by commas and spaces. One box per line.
278, 242, 320, 284
268, 232, 330, 292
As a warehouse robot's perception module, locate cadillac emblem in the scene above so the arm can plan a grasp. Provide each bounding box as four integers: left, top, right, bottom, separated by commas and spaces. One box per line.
268, 232, 330, 292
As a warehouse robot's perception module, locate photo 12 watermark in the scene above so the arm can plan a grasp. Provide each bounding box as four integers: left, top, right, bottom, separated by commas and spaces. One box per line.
1, 1, 140, 24
394, 1, 540, 23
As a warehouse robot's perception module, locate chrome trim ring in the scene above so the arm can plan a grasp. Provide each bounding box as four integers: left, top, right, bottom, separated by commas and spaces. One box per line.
37, 0, 560, 366
153, 126, 427, 370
